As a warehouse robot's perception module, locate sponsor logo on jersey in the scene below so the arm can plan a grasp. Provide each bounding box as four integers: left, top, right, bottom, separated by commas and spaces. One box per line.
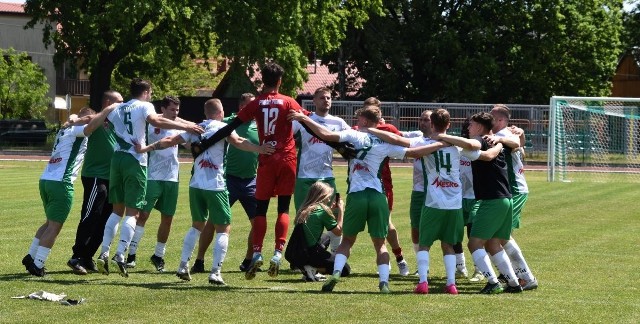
518, 168, 524, 174
460, 160, 471, 166
431, 176, 459, 188
352, 163, 370, 173
198, 159, 219, 170
49, 157, 62, 164
259, 99, 284, 105
265, 140, 277, 147
308, 136, 324, 145
154, 127, 161, 134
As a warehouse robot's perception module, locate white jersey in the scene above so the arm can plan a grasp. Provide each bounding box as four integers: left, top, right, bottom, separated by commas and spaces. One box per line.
402, 130, 423, 138
147, 125, 184, 182
408, 136, 432, 192
293, 113, 350, 179
108, 99, 157, 166
41, 125, 87, 183
459, 154, 475, 199
422, 145, 462, 210
337, 129, 406, 194
181, 120, 235, 191
494, 128, 529, 194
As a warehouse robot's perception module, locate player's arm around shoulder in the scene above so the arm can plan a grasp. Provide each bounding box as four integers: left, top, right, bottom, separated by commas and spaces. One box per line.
83, 103, 118, 136
147, 113, 204, 135
404, 141, 448, 159
227, 132, 275, 155
477, 142, 504, 161
365, 127, 410, 147
136, 133, 186, 154
287, 111, 340, 142
435, 133, 481, 151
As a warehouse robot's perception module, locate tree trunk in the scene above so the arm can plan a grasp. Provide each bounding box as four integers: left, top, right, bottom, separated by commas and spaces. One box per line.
89, 55, 116, 111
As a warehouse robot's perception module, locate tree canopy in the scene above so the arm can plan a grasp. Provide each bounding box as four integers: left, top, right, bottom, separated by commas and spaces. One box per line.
24, 0, 382, 108
0, 48, 50, 120
325, 0, 624, 104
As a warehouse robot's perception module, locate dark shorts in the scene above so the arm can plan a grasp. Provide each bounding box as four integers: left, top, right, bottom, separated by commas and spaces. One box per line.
226, 174, 257, 219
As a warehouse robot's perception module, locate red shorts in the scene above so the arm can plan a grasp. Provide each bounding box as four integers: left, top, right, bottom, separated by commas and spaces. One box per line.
382, 161, 393, 211
255, 158, 297, 200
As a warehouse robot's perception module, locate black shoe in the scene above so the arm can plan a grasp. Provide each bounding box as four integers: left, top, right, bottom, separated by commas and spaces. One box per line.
239, 259, 251, 272
80, 258, 98, 272
191, 259, 205, 273
27, 263, 46, 277
125, 254, 136, 268
504, 284, 524, 293
150, 254, 165, 272
67, 258, 88, 275
111, 255, 128, 278
22, 254, 34, 271
479, 281, 504, 294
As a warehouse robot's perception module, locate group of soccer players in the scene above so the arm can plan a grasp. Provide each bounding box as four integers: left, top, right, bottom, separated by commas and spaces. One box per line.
23, 62, 537, 294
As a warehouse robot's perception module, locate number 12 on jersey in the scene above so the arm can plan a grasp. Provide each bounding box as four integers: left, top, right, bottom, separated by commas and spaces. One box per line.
261, 108, 278, 135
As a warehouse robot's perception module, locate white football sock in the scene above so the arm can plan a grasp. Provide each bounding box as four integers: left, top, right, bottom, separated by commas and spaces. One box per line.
115, 216, 137, 258
333, 253, 347, 275
34, 246, 50, 268
28, 238, 40, 258
100, 213, 121, 255
417, 250, 430, 283
492, 250, 519, 287
326, 231, 342, 254
472, 249, 498, 284
444, 254, 457, 285
128, 225, 145, 255
180, 227, 201, 264
154, 242, 166, 258
455, 253, 467, 272
212, 233, 229, 272
504, 239, 535, 281
377, 263, 390, 283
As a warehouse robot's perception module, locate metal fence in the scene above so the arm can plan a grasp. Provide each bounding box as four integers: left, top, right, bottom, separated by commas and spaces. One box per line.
302, 100, 549, 156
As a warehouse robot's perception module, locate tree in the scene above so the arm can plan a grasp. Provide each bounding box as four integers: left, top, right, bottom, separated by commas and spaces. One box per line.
24, 1, 383, 107
0, 48, 50, 120
25, 1, 218, 110
622, 1, 640, 60
326, 0, 624, 104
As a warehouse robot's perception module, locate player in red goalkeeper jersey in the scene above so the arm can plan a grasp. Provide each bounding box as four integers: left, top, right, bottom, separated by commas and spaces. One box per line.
192, 63, 309, 280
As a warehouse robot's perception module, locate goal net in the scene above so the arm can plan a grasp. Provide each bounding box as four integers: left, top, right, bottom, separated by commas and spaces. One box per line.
548, 96, 640, 182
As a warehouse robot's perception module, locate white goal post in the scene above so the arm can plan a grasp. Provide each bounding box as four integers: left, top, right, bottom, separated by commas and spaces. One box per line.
548, 96, 640, 182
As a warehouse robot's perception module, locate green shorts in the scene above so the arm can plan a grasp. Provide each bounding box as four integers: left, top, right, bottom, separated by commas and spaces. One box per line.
109, 151, 147, 209
462, 198, 479, 225
343, 189, 389, 239
294, 177, 337, 211
39, 179, 74, 223
142, 180, 179, 215
470, 198, 513, 241
511, 193, 528, 229
409, 191, 425, 229
419, 207, 463, 247
189, 187, 231, 225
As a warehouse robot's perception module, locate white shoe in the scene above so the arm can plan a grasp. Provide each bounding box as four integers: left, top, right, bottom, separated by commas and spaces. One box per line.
456, 268, 469, 279
469, 270, 485, 282
208, 271, 225, 285
397, 260, 410, 276
176, 266, 191, 281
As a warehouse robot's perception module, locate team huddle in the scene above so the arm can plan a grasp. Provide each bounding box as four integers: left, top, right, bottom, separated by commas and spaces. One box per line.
23, 62, 538, 294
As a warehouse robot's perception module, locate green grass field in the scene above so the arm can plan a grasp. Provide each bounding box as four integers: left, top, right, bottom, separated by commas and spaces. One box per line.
0, 161, 638, 323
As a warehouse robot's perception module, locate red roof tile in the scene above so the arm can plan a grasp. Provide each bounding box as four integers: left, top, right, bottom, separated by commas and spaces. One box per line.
0, 2, 25, 13
299, 62, 339, 96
